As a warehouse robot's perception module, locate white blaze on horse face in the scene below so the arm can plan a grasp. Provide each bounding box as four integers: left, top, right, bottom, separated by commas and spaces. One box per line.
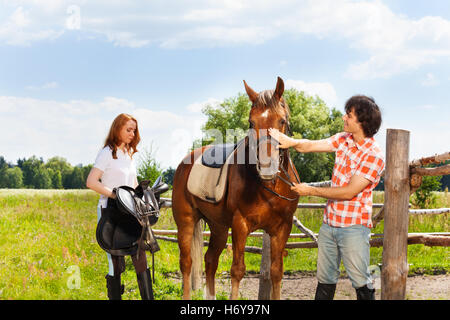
260, 109, 269, 119
257, 130, 280, 179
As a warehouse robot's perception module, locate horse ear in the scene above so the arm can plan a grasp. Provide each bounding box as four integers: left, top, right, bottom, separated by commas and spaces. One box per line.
273, 76, 284, 101
243, 80, 258, 103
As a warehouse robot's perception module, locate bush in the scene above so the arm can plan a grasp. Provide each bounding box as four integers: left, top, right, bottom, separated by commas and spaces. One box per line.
412, 176, 442, 209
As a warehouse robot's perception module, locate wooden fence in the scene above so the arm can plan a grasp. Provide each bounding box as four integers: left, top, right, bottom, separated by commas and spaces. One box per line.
157, 129, 450, 300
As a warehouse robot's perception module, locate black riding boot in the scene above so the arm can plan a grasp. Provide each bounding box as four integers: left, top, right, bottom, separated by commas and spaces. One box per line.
314, 282, 337, 300
355, 285, 376, 300
136, 268, 154, 300
105, 274, 124, 300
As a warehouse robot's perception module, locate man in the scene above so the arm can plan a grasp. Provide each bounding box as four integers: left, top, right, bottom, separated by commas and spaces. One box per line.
269, 95, 384, 300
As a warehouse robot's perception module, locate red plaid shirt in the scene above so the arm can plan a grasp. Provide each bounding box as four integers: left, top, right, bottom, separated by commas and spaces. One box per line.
324, 132, 385, 228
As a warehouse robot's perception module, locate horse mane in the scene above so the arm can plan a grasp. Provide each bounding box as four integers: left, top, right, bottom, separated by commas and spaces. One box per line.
255, 90, 291, 119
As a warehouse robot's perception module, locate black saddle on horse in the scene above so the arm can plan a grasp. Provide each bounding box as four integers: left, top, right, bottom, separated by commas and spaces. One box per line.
96, 176, 169, 257
201, 143, 239, 168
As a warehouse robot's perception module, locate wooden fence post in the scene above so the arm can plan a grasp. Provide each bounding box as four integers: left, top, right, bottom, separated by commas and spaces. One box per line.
258, 231, 271, 299
381, 129, 410, 300
191, 220, 203, 292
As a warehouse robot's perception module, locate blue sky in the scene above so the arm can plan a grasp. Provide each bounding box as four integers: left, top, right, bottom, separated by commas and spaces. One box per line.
0, 0, 449, 170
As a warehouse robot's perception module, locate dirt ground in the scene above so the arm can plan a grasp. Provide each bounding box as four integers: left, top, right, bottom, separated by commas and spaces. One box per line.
173, 272, 450, 300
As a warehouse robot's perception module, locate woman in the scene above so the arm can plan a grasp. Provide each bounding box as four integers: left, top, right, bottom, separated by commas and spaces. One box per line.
86, 113, 153, 300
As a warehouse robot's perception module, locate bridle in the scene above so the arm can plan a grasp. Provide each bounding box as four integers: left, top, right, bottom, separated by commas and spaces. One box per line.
249, 122, 301, 202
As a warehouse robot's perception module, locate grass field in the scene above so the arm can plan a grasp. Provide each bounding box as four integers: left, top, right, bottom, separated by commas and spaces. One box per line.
0, 189, 448, 300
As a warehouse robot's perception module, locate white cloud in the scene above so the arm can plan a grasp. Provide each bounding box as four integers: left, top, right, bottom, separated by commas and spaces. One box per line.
0, 95, 208, 169
416, 104, 437, 110
377, 115, 450, 163
1, 1, 450, 78
421, 73, 439, 87
25, 81, 59, 91
186, 98, 222, 113
0, 5, 64, 46
285, 79, 338, 107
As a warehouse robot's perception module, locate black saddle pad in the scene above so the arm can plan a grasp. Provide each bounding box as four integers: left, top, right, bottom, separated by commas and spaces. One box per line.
201, 143, 237, 168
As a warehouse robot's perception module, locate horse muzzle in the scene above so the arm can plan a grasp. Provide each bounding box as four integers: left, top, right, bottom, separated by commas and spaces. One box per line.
256, 152, 280, 180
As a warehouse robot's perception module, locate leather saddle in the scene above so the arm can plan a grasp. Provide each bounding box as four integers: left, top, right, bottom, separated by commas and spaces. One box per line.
202, 143, 238, 168
187, 139, 245, 203
96, 176, 169, 257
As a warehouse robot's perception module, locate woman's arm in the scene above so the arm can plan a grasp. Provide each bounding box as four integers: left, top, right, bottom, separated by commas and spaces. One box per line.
86, 167, 116, 199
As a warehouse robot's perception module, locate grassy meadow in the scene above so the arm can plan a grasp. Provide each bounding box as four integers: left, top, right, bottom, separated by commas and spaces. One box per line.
0, 189, 448, 300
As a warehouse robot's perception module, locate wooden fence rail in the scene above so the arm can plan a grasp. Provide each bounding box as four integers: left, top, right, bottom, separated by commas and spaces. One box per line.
154, 230, 450, 252
158, 132, 449, 300
163, 198, 449, 213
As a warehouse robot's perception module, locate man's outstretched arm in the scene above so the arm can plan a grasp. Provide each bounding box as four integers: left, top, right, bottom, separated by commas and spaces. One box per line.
268, 128, 333, 153
291, 175, 371, 201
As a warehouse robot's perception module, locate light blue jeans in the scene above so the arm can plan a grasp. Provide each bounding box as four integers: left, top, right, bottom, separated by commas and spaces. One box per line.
97, 204, 115, 276
316, 223, 373, 289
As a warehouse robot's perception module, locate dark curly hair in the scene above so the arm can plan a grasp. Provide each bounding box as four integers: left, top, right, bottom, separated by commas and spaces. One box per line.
345, 95, 382, 138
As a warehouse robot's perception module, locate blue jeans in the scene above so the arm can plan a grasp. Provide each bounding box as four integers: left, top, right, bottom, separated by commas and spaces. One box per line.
316, 223, 373, 289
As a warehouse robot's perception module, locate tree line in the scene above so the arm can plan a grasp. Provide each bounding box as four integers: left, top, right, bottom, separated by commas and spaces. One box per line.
0, 153, 176, 190
0, 156, 92, 189
1, 88, 447, 193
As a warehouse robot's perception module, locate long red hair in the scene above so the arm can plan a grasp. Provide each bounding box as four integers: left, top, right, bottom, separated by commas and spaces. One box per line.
104, 113, 140, 159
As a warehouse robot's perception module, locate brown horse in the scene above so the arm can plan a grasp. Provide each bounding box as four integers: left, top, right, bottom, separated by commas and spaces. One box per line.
172, 77, 300, 300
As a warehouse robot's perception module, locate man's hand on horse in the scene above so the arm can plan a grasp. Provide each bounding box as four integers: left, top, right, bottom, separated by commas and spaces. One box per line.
268, 128, 298, 149
290, 182, 313, 196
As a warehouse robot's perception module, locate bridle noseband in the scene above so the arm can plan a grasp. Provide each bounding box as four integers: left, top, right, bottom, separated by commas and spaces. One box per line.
249, 124, 300, 201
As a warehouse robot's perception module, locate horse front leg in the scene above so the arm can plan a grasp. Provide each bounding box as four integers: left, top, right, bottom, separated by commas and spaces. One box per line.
230, 215, 248, 300
269, 227, 290, 300
174, 215, 197, 300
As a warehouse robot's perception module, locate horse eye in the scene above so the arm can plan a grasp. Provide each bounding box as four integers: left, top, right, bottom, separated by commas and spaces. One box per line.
249, 120, 255, 128
280, 119, 286, 125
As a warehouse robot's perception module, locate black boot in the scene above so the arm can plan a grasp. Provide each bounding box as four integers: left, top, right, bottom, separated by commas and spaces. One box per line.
105, 274, 124, 300
355, 285, 376, 300
314, 282, 337, 300
136, 268, 154, 300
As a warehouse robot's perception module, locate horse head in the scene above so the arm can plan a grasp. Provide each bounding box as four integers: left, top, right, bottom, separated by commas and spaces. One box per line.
243, 77, 291, 181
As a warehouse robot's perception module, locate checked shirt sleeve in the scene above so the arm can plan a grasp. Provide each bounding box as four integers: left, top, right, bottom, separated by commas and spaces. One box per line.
326, 132, 348, 151
355, 153, 385, 183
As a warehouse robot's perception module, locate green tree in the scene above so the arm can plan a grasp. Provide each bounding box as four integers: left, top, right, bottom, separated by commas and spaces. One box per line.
412, 175, 442, 209
3, 167, 23, 188
0, 156, 8, 188
136, 145, 163, 185
48, 168, 63, 189
200, 93, 251, 146
21, 156, 47, 188
284, 89, 343, 182
162, 167, 176, 187
81, 164, 93, 187
199, 89, 343, 182
44, 157, 74, 189
32, 166, 53, 189
68, 166, 85, 189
